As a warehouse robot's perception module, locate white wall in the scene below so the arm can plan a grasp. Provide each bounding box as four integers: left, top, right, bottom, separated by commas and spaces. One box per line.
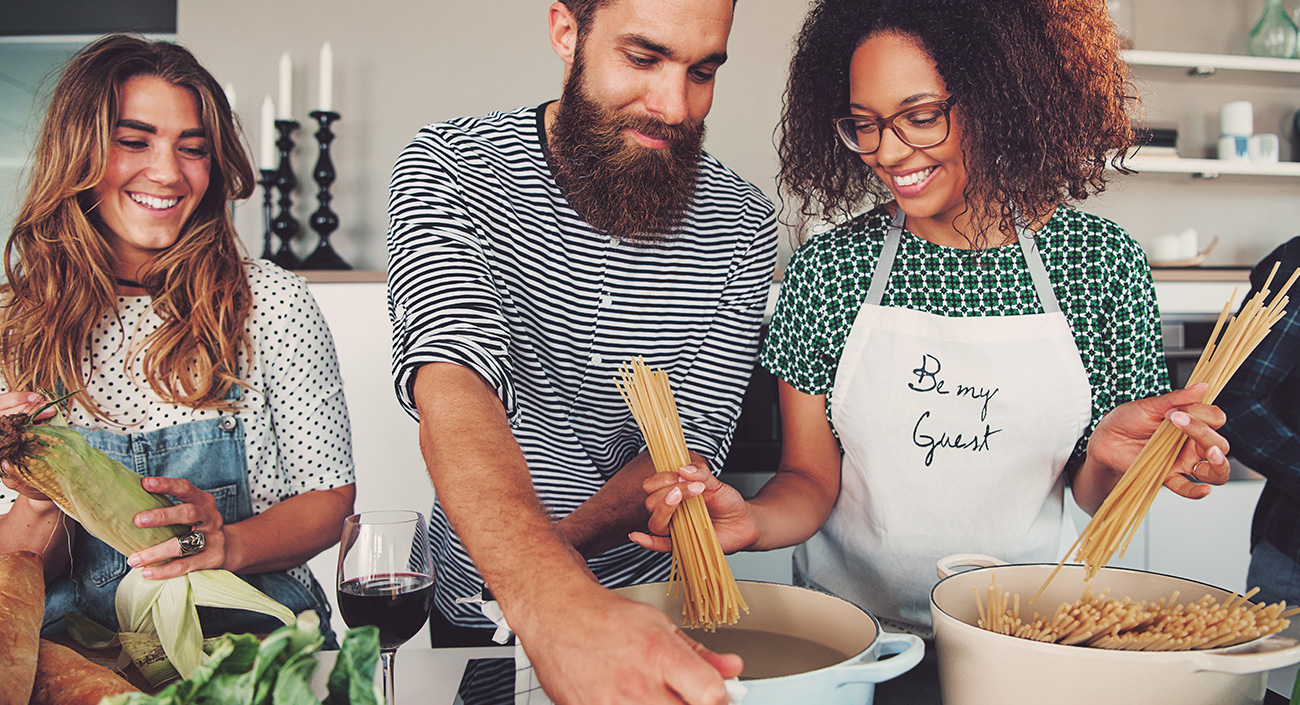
1058, 0, 1300, 266
175, 0, 811, 271
303, 281, 429, 640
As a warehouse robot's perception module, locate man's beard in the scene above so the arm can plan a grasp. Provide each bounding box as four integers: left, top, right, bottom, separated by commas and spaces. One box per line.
548, 67, 705, 242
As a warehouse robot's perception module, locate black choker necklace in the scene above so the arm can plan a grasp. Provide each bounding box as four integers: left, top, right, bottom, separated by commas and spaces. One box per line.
116, 277, 145, 289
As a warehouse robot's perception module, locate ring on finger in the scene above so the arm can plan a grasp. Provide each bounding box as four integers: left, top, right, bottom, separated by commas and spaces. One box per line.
1191, 458, 1210, 478
177, 531, 207, 557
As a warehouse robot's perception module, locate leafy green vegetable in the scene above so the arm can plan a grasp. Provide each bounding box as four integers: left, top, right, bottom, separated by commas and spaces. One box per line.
324, 623, 380, 705
99, 612, 379, 705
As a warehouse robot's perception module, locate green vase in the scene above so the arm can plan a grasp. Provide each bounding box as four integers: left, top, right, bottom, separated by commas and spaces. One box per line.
1249, 0, 1300, 58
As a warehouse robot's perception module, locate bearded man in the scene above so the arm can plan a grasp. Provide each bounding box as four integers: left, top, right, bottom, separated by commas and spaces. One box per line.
385, 0, 775, 703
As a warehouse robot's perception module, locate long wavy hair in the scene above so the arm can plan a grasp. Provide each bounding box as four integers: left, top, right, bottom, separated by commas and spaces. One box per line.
1, 34, 255, 419
778, 0, 1138, 247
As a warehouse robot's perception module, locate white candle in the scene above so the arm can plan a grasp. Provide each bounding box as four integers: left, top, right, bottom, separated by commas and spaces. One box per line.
223, 82, 236, 110
260, 95, 276, 170
278, 52, 292, 120
319, 41, 333, 112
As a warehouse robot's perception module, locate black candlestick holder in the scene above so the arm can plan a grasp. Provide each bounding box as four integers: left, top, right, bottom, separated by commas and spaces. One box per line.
270, 119, 302, 270
301, 110, 351, 269
258, 169, 277, 260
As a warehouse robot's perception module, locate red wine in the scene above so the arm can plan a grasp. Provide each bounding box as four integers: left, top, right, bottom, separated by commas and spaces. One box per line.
338, 573, 433, 650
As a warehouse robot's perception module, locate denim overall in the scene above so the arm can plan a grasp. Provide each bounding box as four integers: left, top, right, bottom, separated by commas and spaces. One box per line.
43, 387, 337, 646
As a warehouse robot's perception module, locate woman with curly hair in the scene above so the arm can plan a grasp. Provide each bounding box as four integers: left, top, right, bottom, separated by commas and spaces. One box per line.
637, 0, 1230, 644
0, 35, 354, 645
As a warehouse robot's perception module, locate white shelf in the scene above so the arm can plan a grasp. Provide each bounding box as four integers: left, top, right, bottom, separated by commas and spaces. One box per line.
1123, 49, 1300, 75
1124, 156, 1300, 178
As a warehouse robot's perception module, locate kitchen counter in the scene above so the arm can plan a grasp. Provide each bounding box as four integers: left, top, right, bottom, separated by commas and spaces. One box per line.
306, 641, 1298, 704
311, 646, 513, 703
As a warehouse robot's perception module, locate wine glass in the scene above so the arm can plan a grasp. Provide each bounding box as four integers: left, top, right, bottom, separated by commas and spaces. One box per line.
337, 510, 433, 704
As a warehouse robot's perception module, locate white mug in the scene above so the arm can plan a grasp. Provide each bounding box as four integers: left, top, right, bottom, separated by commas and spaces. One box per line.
1220, 101, 1253, 138
1249, 133, 1280, 163
1217, 134, 1250, 161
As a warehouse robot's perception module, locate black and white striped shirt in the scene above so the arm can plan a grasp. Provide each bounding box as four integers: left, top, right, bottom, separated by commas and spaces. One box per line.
387, 104, 777, 627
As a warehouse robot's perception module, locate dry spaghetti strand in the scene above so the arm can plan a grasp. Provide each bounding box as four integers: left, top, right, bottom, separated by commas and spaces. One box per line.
979, 573, 1300, 651
1034, 265, 1300, 602
615, 357, 749, 631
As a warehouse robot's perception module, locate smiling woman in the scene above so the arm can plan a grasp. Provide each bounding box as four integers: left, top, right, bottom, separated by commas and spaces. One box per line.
638, 2, 1234, 702
92, 75, 212, 283
0, 34, 356, 649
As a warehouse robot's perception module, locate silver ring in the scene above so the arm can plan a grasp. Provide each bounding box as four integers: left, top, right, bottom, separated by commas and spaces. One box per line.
1191, 458, 1210, 478
177, 531, 207, 557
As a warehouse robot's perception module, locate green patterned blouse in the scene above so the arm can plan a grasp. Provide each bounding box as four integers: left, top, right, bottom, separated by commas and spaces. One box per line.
760, 205, 1169, 465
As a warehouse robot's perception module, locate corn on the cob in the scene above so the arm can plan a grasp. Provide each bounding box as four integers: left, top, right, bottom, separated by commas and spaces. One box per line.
0, 407, 294, 678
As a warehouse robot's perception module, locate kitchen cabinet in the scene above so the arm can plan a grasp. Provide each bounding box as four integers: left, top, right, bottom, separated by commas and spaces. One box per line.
1066, 475, 1265, 595
1087, 50, 1300, 268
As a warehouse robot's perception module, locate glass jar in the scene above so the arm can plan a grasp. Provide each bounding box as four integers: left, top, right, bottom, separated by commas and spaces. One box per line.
1248, 0, 1299, 59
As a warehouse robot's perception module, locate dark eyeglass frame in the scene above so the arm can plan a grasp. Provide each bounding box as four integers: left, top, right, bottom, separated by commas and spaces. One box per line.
833, 98, 958, 155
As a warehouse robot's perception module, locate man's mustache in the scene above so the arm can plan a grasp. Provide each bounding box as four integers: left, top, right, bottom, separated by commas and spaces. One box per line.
620, 115, 701, 145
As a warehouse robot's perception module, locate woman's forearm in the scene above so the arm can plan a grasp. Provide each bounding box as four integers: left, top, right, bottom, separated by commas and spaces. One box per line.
747, 467, 839, 551
223, 484, 356, 574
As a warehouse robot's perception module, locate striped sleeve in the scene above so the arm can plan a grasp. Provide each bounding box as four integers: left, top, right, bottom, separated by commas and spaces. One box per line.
386, 127, 518, 424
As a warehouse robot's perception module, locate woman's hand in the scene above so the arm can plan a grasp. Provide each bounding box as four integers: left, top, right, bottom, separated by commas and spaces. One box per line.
629, 461, 759, 554
1087, 383, 1230, 500
0, 390, 57, 421
0, 391, 62, 503
126, 476, 228, 579
0, 463, 55, 503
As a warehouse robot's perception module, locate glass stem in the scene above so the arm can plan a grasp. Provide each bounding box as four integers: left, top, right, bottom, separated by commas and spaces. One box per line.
381, 649, 397, 704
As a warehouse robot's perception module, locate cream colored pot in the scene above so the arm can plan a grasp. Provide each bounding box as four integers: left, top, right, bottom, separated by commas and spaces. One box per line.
930, 554, 1300, 705
615, 580, 924, 705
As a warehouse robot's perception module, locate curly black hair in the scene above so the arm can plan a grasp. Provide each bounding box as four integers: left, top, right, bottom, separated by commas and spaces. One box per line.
778, 0, 1138, 247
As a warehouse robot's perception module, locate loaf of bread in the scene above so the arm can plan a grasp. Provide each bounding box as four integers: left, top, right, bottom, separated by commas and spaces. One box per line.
29, 640, 140, 705
0, 551, 43, 705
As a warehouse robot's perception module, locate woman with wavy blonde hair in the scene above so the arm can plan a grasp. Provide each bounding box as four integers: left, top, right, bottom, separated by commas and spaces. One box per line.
0, 34, 355, 646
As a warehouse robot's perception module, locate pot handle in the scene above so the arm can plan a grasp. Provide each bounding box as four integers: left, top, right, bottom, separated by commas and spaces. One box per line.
835, 632, 926, 685
936, 553, 1009, 580
1181, 635, 1300, 675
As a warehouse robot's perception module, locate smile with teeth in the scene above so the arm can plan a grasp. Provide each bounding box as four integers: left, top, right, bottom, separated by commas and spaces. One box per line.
129, 192, 180, 210
893, 167, 936, 188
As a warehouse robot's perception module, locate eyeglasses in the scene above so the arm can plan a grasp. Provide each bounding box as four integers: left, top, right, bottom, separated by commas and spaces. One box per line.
833, 99, 957, 155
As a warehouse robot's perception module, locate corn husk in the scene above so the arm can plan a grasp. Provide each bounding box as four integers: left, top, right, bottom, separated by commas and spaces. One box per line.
0, 407, 294, 678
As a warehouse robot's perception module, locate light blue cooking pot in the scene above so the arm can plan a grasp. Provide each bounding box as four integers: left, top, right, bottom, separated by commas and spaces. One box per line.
615, 580, 924, 705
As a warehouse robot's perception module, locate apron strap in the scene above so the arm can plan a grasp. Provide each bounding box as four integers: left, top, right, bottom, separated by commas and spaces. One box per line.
1017, 226, 1062, 314
865, 209, 907, 307
866, 209, 1061, 313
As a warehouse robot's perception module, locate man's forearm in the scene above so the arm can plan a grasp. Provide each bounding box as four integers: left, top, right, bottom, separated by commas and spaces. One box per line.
413, 364, 596, 626
555, 451, 662, 557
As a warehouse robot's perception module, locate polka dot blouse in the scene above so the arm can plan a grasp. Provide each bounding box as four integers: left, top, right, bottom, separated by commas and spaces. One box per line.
0, 260, 355, 519
760, 205, 1169, 467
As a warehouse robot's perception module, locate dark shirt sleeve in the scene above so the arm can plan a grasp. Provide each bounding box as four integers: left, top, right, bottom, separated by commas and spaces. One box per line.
1218, 237, 1300, 501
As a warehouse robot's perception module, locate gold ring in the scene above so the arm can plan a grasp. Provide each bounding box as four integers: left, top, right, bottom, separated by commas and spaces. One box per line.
177, 531, 207, 557
1191, 458, 1210, 478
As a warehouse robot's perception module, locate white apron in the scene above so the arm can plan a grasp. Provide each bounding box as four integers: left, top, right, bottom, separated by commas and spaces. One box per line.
793, 209, 1093, 631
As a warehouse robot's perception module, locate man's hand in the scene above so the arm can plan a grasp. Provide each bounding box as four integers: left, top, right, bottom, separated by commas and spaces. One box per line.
522, 584, 743, 705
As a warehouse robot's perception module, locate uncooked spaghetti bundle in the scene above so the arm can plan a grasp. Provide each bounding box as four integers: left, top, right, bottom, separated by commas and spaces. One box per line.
1035, 264, 1300, 602
615, 357, 748, 631
977, 573, 1300, 651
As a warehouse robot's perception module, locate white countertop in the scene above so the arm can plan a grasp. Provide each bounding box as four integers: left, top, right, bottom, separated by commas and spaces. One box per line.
311, 645, 514, 703
310, 641, 1299, 703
